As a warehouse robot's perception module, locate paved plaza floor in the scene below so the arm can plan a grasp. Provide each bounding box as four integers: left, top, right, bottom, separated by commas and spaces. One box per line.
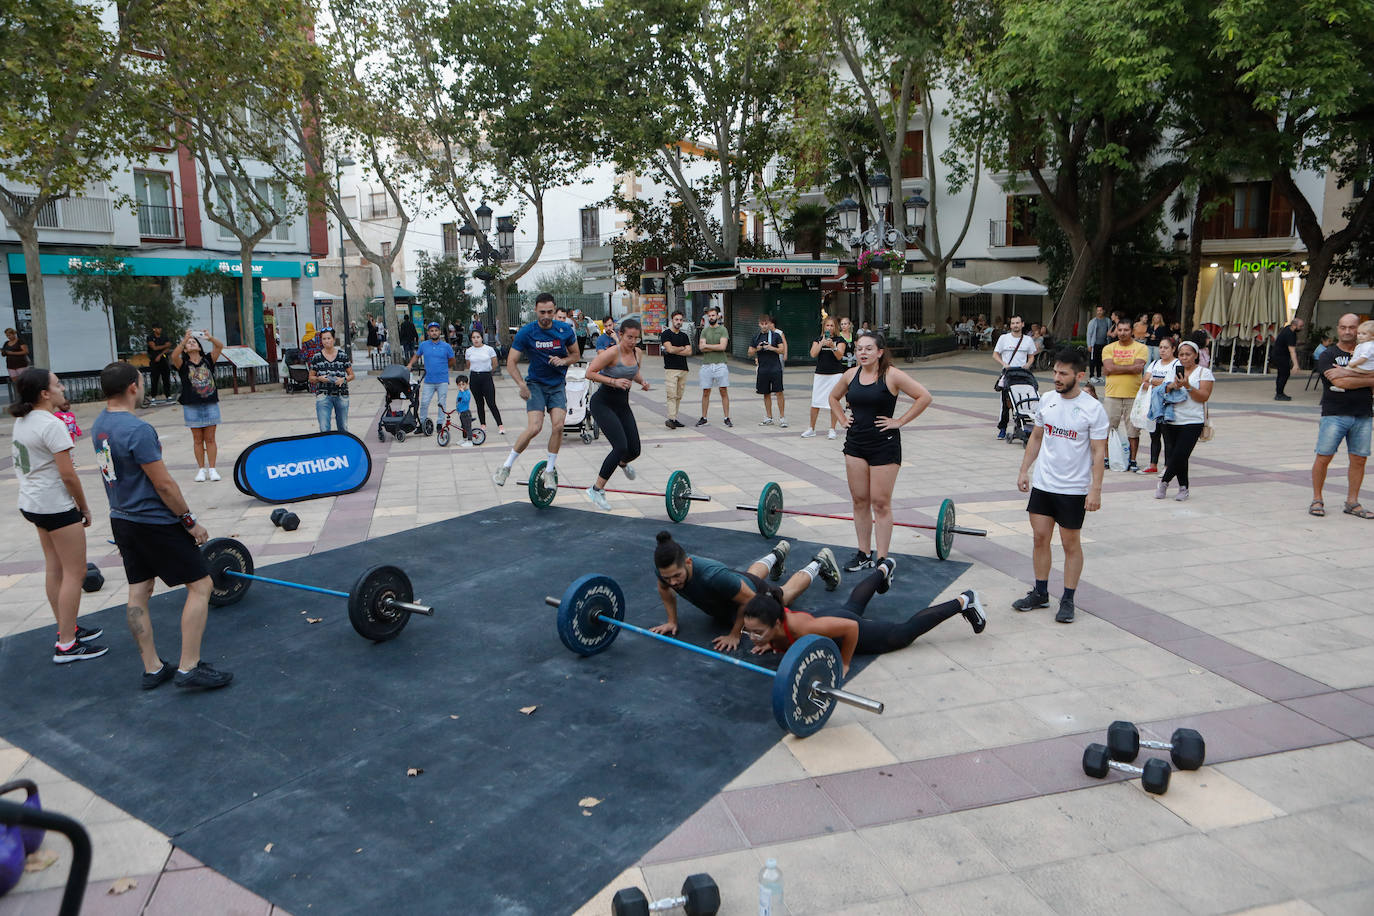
1, 351, 1372, 914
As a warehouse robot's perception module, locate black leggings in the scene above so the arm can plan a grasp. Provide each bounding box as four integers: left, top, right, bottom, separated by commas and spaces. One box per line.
1149, 425, 1163, 466
469, 372, 502, 427
590, 391, 641, 482
149, 359, 172, 399
1161, 423, 1204, 488
813, 570, 965, 655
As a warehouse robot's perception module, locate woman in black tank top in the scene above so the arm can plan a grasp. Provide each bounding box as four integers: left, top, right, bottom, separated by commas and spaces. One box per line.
828, 331, 934, 572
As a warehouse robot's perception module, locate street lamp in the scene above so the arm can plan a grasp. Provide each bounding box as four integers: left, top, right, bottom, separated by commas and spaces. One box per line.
1173, 228, 1189, 253
461, 202, 515, 347
1172, 228, 1189, 319
835, 173, 926, 331
336, 154, 355, 356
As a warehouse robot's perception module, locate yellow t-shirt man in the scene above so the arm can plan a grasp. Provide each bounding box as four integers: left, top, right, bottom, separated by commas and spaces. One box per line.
1102, 339, 1148, 399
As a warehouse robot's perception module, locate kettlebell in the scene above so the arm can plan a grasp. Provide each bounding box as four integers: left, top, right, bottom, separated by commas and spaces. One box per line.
0, 780, 44, 853
0, 823, 22, 895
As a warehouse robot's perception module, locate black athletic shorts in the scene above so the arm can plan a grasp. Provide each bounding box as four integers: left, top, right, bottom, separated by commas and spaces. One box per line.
843, 431, 902, 467
110, 517, 209, 587
21, 507, 83, 532
1026, 487, 1087, 530
755, 370, 784, 395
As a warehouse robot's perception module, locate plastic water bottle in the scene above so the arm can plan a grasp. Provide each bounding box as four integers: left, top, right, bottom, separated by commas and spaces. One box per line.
758, 857, 783, 915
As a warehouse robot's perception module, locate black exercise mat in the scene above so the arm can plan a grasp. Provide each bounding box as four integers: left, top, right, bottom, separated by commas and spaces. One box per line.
0, 503, 968, 915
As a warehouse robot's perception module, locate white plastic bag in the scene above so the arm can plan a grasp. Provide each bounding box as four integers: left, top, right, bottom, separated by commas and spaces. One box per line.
1130, 385, 1153, 432
1107, 429, 1127, 472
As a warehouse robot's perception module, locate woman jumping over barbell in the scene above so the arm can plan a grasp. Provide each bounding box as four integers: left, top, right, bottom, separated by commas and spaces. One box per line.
650, 531, 842, 653
739, 574, 986, 676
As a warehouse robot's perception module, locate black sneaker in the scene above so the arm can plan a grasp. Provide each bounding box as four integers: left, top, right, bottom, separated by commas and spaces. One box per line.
695, 417, 709, 427
813, 548, 841, 591
1055, 597, 1075, 623
961, 589, 987, 634
53, 641, 109, 664
768, 540, 790, 581
1126, 460, 1140, 473
672, 419, 686, 428
845, 550, 874, 572
174, 661, 234, 690
1274, 394, 1292, 402
665, 419, 676, 429
875, 558, 896, 595
1012, 590, 1050, 612
142, 659, 176, 690
723, 417, 733, 428
75, 624, 103, 643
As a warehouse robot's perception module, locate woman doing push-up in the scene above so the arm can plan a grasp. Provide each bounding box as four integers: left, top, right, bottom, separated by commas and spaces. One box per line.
740, 571, 986, 676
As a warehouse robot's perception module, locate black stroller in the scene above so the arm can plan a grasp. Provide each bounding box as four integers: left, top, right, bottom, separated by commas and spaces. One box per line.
1001, 366, 1041, 446
376, 364, 421, 442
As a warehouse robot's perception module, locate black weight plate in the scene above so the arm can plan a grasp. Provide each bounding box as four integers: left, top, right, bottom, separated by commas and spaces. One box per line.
771, 634, 841, 737
348, 565, 414, 642
555, 573, 624, 656
757, 481, 783, 538
665, 470, 691, 523
936, 498, 955, 561
528, 459, 557, 509
204, 537, 254, 607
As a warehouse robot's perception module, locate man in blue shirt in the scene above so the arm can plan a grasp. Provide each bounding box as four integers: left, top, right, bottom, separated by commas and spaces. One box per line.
493, 292, 580, 487
596, 317, 618, 351
408, 321, 456, 434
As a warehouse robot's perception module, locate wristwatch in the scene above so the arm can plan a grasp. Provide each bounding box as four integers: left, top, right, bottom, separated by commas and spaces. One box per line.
181, 511, 197, 530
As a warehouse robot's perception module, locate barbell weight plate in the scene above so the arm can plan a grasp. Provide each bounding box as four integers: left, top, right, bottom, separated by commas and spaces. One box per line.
665, 470, 692, 523
936, 498, 955, 561
771, 634, 841, 738
528, 459, 557, 509
555, 573, 624, 656
348, 565, 414, 642
204, 537, 255, 607
757, 481, 783, 539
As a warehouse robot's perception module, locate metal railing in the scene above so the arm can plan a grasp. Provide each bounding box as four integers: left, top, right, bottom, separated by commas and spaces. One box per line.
59, 361, 280, 404
988, 219, 1037, 248
5, 194, 114, 232
137, 203, 183, 239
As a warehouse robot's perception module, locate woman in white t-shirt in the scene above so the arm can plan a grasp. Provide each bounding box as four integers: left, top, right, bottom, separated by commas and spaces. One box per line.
464, 329, 504, 434
8, 368, 106, 663
1155, 340, 1214, 502
1140, 336, 1180, 473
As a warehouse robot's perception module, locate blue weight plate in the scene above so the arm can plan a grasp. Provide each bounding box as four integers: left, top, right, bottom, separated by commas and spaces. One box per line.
555, 573, 624, 656
771, 634, 841, 737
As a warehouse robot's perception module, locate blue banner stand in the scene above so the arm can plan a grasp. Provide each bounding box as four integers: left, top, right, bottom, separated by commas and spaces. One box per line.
233, 431, 373, 504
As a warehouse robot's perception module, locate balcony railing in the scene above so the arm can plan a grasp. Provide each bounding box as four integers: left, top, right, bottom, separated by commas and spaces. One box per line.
989, 219, 1037, 248
137, 204, 183, 239
5, 194, 114, 232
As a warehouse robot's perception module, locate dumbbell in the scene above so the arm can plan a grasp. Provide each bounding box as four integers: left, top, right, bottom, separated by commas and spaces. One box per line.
1082, 743, 1171, 794
611, 873, 720, 916
270, 508, 300, 531
82, 562, 104, 593
1107, 721, 1205, 770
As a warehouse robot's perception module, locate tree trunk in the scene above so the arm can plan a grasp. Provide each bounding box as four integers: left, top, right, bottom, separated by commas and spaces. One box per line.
18, 227, 50, 368
1050, 248, 1096, 340
379, 262, 400, 362
1098, 245, 1116, 319
1183, 199, 1205, 331
239, 241, 256, 351
494, 278, 511, 346
1294, 248, 1333, 328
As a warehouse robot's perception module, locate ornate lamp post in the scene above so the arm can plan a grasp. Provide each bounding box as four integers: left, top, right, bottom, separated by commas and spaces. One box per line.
335, 155, 355, 355
459, 204, 514, 345
834, 175, 927, 330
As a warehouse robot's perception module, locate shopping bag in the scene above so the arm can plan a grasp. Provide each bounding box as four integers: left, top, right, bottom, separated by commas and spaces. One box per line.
1129, 385, 1152, 431
1107, 429, 1127, 471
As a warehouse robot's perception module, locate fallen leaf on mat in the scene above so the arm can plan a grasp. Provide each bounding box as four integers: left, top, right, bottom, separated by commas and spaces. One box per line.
578, 797, 602, 808
407, 767, 424, 777
264, 843, 274, 853
449, 714, 459, 720
107, 877, 137, 894
25, 850, 58, 872
519, 705, 537, 715
306, 617, 322, 624
582, 810, 592, 816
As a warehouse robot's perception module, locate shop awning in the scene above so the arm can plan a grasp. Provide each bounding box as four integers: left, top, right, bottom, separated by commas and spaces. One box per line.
683, 274, 740, 292
735, 258, 843, 278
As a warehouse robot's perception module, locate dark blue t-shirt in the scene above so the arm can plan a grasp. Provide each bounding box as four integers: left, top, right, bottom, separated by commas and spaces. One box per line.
91, 410, 177, 524
416, 339, 454, 384
512, 320, 577, 386
675, 555, 749, 620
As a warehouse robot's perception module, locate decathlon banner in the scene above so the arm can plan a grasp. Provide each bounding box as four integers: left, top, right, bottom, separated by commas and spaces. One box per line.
233, 431, 372, 503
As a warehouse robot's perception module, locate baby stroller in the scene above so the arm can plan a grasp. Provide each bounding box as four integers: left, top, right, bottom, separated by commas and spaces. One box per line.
376, 364, 420, 442
1001, 366, 1040, 446
562, 365, 599, 443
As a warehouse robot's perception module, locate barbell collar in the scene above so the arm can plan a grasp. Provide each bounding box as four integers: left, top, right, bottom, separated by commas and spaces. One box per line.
544, 595, 561, 608
384, 598, 434, 616
948, 525, 988, 537
810, 681, 884, 715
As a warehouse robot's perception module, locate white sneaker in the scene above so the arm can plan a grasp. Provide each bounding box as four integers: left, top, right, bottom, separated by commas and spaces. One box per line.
800, 429, 816, 438
492, 466, 510, 486
459, 440, 473, 448
759, 418, 774, 426
207, 468, 221, 482
542, 465, 558, 489
194, 468, 207, 482
586, 487, 611, 511
778, 418, 788, 428
827, 429, 837, 440
622, 463, 636, 480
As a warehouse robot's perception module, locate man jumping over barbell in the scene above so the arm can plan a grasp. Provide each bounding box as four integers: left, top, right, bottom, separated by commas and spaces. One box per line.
650, 531, 841, 652
740, 573, 986, 677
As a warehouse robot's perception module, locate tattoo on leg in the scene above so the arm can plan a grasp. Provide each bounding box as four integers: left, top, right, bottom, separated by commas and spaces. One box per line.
127, 604, 149, 639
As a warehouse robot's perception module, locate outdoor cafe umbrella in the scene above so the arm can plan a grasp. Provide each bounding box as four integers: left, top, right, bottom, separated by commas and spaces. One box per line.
1197, 270, 1230, 340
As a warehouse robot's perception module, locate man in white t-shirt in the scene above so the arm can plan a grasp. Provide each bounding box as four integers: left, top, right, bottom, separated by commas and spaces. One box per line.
1014, 348, 1108, 623
993, 315, 1037, 438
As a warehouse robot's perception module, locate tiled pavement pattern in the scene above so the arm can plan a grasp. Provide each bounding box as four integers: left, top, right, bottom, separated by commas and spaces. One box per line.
2, 352, 1372, 914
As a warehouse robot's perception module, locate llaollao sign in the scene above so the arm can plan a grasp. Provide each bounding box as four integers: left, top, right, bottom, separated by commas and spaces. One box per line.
233, 431, 372, 503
